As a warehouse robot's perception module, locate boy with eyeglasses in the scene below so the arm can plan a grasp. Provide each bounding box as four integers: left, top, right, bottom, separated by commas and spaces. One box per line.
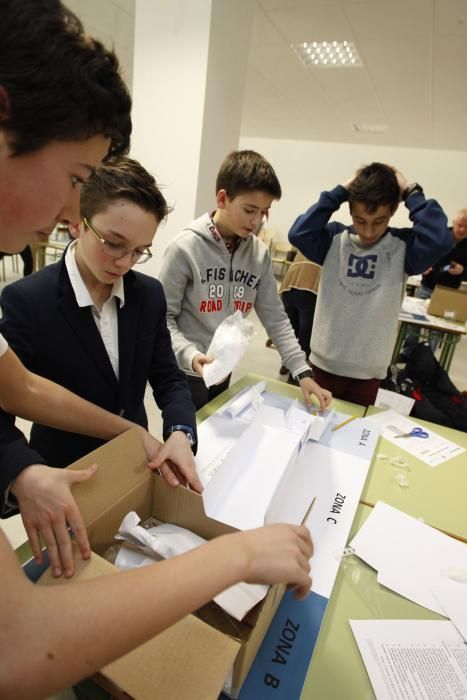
0, 156, 201, 505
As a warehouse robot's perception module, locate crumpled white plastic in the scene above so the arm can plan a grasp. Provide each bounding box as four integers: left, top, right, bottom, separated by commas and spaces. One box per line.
115, 511, 269, 621
203, 310, 253, 388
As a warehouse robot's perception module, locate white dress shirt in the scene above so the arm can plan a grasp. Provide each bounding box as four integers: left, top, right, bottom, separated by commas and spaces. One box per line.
0, 332, 8, 358
65, 241, 125, 378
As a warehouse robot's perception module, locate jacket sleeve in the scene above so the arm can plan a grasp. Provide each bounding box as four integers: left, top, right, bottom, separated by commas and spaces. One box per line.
254, 254, 309, 377
288, 185, 349, 264
146, 283, 197, 449
158, 241, 201, 372
0, 284, 46, 515
403, 193, 453, 275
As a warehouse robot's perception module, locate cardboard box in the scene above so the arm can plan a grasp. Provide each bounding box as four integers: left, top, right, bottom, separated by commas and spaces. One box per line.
38, 429, 287, 700
428, 285, 467, 322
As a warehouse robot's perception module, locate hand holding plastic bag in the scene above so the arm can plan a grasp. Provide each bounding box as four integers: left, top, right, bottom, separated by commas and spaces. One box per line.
203, 310, 253, 388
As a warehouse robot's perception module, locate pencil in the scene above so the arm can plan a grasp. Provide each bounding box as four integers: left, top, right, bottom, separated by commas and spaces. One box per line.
301, 496, 316, 525
331, 415, 357, 432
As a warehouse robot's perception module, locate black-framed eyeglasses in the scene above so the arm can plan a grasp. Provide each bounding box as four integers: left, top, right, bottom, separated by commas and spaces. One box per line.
82, 216, 152, 264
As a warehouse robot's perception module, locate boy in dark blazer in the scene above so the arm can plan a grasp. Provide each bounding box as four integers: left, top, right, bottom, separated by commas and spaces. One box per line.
0, 157, 201, 515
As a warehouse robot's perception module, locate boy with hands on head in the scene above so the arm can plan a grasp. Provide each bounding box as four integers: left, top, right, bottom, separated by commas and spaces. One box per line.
289, 162, 452, 406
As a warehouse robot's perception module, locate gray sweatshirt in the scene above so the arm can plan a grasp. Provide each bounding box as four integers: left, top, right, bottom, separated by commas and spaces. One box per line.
159, 213, 309, 378
289, 186, 452, 380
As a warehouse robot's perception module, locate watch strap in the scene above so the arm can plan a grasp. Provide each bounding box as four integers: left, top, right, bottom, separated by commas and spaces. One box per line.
294, 368, 314, 381
403, 182, 423, 202
165, 424, 196, 449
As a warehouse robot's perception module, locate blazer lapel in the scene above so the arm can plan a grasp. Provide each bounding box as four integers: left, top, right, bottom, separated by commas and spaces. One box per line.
58, 261, 119, 392
117, 273, 141, 403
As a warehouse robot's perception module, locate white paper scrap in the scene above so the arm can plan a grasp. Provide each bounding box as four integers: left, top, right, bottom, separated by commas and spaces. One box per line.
221, 381, 267, 419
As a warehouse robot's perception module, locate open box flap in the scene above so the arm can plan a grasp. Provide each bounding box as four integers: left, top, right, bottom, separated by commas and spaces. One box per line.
38, 550, 241, 700
67, 429, 150, 527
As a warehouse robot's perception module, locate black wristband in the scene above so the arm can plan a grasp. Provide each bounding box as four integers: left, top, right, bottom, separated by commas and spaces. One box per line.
294, 369, 314, 381
402, 182, 423, 201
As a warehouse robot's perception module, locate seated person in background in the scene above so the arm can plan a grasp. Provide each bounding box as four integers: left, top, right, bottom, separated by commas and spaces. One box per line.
0, 157, 201, 503
289, 163, 452, 406
158, 149, 332, 411
279, 251, 321, 382
417, 207, 467, 298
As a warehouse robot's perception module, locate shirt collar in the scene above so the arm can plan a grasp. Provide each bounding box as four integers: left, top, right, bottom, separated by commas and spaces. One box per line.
65, 240, 125, 309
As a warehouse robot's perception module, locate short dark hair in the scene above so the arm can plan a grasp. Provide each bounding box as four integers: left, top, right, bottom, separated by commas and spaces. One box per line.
348, 163, 400, 214
81, 157, 172, 224
0, 0, 132, 157
216, 150, 282, 200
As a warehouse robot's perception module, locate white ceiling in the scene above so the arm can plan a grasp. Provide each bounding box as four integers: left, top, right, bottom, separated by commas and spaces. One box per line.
241, 0, 467, 151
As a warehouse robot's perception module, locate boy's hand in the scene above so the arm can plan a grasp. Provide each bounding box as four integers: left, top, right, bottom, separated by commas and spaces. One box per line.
148, 431, 203, 493
342, 174, 356, 189
11, 463, 97, 578
298, 377, 332, 412
192, 353, 213, 377
231, 523, 313, 600
448, 262, 464, 276
395, 170, 408, 198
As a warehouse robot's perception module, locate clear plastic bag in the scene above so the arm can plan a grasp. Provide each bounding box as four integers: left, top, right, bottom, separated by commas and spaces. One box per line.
203, 310, 253, 388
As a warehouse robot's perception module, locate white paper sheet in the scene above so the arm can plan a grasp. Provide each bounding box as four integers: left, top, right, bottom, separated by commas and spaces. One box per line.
365, 409, 465, 466
375, 389, 415, 417
431, 577, 467, 642
282, 442, 372, 598
350, 502, 467, 615
350, 619, 467, 700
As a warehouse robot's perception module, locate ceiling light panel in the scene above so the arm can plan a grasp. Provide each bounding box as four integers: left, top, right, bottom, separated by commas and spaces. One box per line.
292, 40, 362, 68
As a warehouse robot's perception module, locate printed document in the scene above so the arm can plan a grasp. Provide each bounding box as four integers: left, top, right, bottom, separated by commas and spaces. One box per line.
350, 619, 467, 700
365, 409, 465, 467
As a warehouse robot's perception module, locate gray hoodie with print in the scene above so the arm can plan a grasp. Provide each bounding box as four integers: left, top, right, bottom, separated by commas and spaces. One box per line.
158, 213, 309, 378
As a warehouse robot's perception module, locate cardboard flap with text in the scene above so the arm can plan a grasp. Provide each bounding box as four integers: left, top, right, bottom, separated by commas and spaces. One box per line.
38, 550, 241, 700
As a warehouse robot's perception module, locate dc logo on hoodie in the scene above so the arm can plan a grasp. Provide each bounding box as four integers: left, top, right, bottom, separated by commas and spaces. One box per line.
347, 253, 377, 280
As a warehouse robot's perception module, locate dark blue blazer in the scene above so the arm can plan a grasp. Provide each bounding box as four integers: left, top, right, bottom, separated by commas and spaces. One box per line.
0, 257, 196, 492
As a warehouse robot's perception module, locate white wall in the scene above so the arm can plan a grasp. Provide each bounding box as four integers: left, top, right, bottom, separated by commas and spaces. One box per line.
131, 0, 213, 277
65, 0, 135, 90
239, 137, 467, 241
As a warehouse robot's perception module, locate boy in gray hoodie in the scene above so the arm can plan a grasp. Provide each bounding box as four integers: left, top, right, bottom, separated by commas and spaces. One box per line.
159, 150, 332, 410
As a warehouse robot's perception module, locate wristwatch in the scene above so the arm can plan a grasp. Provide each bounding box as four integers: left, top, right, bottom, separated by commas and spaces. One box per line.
294, 369, 314, 381
402, 182, 424, 201
166, 424, 196, 451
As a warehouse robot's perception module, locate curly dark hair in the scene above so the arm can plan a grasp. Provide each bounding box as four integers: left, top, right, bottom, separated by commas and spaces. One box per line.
348, 163, 400, 214
81, 157, 172, 224
216, 150, 282, 200
0, 0, 132, 157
